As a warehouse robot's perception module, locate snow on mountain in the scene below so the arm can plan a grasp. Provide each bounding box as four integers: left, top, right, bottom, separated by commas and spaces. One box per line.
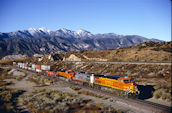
74, 29, 93, 38
0, 27, 163, 59
27, 27, 51, 37
58, 28, 73, 34
28, 28, 39, 35
52, 28, 94, 38
39, 27, 51, 33
54, 28, 75, 38
0, 28, 127, 39
0, 28, 164, 42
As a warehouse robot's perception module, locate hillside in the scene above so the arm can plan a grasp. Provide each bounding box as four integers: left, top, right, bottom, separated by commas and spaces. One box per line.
60, 41, 171, 62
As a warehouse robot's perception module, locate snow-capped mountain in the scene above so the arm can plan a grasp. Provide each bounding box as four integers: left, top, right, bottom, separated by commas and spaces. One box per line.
28, 27, 51, 36
0, 28, 94, 39
0, 28, 162, 59
74, 29, 93, 38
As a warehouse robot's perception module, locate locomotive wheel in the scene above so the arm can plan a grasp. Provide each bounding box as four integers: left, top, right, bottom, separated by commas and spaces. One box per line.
83, 83, 88, 87
94, 84, 101, 90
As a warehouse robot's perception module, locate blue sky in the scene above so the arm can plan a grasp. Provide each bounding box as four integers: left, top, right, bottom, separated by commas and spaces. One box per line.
0, 0, 171, 41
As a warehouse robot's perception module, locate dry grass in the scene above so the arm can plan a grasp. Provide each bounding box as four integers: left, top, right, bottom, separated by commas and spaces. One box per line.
0, 68, 24, 112
0, 81, 13, 87
70, 86, 82, 91
70, 86, 103, 98
15, 72, 27, 81
0, 68, 13, 80
153, 88, 171, 102
27, 75, 40, 85
27, 74, 54, 86
0, 87, 24, 112
0, 57, 30, 66
61, 41, 171, 62
78, 90, 103, 98
19, 89, 120, 113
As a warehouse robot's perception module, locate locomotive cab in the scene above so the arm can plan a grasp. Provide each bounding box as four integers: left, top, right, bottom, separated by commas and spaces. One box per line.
66, 70, 76, 78
118, 76, 139, 95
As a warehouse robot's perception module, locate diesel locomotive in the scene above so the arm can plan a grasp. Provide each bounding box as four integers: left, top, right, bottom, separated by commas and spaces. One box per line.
16, 62, 139, 97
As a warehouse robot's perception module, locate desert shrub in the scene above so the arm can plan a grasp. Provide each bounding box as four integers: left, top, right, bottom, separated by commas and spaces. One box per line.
0, 81, 12, 87
153, 88, 171, 102
0, 68, 13, 79
27, 77, 40, 84
16, 74, 26, 81
78, 90, 103, 98
70, 86, 81, 91
19, 89, 122, 112
153, 85, 161, 90
162, 93, 168, 100
27, 74, 53, 86
153, 89, 163, 99
161, 92, 171, 102
0, 87, 24, 112
165, 93, 171, 102
0, 60, 14, 66
0, 68, 11, 75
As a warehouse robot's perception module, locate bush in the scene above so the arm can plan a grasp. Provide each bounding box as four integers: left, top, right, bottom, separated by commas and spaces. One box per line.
153, 89, 163, 99
70, 86, 81, 91
77, 90, 103, 98
162, 93, 168, 100
0, 87, 24, 112
153, 88, 171, 102
153, 85, 161, 90
166, 93, 171, 102
16, 74, 26, 81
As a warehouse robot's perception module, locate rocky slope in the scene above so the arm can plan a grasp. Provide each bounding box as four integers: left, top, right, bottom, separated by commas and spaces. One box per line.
0, 28, 162, 59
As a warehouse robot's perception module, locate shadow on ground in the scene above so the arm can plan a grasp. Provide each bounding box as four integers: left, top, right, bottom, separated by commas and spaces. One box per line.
137, 85, 155, 100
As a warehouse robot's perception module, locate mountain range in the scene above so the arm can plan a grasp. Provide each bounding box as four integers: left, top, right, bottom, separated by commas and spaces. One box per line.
0, 28, 162, 59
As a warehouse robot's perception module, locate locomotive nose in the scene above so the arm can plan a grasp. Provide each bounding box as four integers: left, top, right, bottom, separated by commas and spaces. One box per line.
131, 82, 137, 86
129, 82, 138, 93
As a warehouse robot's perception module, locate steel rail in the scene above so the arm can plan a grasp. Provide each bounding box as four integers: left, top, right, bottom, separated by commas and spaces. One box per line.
64, 61, 171, 65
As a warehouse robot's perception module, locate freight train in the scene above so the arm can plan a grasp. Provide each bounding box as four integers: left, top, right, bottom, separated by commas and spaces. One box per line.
16, 62, 139, 97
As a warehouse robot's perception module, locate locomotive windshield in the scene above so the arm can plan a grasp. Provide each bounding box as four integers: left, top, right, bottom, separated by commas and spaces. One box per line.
130, 79, 134, 82
124, 80, 129, 84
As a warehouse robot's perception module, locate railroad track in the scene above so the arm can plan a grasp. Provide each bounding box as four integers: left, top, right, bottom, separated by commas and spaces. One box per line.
13, 66, 171, 113
69, 83, 171, 113
65, 61, 171, 65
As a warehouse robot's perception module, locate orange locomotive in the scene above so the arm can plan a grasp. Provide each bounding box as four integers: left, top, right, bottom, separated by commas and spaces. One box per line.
47, 71, 55, 77
55, 69, 139, 96
94, 75, 139, 95
56, 70, 76, 78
